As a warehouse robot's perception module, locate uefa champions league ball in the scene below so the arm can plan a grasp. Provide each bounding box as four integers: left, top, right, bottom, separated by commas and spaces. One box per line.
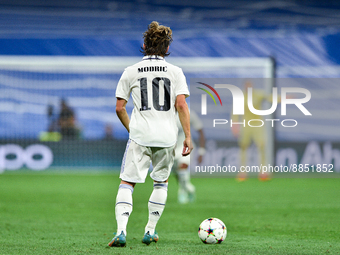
198, 218, 227, 244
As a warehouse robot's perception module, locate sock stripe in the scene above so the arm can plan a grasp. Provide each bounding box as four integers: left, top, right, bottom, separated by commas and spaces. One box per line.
153, 183, 167, 187
119, 184, 134, 193
116, 201, 133, 206
148, 200, 165, 206
153, 183, 168, 190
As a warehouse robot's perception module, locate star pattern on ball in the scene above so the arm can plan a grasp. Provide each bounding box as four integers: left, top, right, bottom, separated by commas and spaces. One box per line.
207, 227, 214, 236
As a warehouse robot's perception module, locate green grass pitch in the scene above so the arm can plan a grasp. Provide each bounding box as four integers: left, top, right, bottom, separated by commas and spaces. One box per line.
0, 172, 339, 254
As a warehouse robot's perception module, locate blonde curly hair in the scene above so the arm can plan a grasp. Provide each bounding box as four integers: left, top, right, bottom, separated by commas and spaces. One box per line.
141, 21, 173, 57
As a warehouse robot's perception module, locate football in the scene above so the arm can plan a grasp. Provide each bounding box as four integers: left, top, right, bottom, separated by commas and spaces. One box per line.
198, 218, 227, 244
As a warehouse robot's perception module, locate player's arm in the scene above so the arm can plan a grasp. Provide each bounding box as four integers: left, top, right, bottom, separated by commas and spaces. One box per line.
175, 94, 192, 156
231, 113, 240, 138
191, 111, 205, 163
197, 129, 205, 163
116, 97, 130, 133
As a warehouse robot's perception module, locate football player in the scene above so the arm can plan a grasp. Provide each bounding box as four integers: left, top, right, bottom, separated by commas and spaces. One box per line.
108, 21, 192, 247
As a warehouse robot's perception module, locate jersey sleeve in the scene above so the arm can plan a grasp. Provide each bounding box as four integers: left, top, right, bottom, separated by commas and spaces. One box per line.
175, 68, 190, 98
115, 70, 131, 101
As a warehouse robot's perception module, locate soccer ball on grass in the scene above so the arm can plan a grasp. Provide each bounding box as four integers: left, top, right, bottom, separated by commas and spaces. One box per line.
198, 218, 227, 244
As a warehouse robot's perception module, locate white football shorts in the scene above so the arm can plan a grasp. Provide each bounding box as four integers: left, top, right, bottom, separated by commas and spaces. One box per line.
120, 139, 176, 183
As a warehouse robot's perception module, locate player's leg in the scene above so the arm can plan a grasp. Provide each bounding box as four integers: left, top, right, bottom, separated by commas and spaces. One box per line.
237, 127, 251, 181
177, 162, 195, 204
142, 179, 168, 245
253, 127, 270, 181
115, 181, 134, 236
173, 146, 189, 203
108, 180, 134, 247
174, 144, 193, 203
142, 145, 175, 244
109, 139, 151, 247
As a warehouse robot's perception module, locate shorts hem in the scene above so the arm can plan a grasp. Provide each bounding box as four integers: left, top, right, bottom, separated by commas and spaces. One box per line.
150, 176, 169, 182
129, 137, 176, 148
120, 177, 146, 184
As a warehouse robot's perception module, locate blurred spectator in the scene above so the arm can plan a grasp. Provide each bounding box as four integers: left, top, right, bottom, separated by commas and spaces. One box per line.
47, 105, 59, 132
39, 104, 61, 141
103, 123, 115, 140
59, 99, 81, 140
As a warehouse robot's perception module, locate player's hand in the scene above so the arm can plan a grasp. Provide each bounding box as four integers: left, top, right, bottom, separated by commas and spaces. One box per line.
182, 137, 193, 156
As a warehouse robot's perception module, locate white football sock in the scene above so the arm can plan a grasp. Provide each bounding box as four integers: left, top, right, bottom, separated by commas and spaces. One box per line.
115, 184, 133, 236
177, 170, 194, 192
145, 182, 168, 235
177, 169, 189, 188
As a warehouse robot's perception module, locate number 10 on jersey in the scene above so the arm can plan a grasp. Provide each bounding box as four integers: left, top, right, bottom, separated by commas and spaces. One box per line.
139, 77, 171, 112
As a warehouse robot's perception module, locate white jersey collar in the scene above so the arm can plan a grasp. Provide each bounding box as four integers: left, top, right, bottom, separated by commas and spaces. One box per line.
143, 55, 164, 61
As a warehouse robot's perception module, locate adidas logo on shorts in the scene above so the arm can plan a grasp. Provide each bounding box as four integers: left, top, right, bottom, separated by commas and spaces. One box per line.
122, 212, 130, 216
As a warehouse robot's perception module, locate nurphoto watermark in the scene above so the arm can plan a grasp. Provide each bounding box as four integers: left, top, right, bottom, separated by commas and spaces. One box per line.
190, 78, 339, 178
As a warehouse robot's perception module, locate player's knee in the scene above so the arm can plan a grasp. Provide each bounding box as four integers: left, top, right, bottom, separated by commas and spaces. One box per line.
121, 180, 136, 188
153, 181, 168, 190
178, 163, 188, 170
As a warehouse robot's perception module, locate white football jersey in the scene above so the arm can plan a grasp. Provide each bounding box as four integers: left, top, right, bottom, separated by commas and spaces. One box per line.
116, 55, 190, 147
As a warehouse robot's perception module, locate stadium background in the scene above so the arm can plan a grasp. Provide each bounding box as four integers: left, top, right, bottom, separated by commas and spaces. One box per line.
0, 0, 340, 172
